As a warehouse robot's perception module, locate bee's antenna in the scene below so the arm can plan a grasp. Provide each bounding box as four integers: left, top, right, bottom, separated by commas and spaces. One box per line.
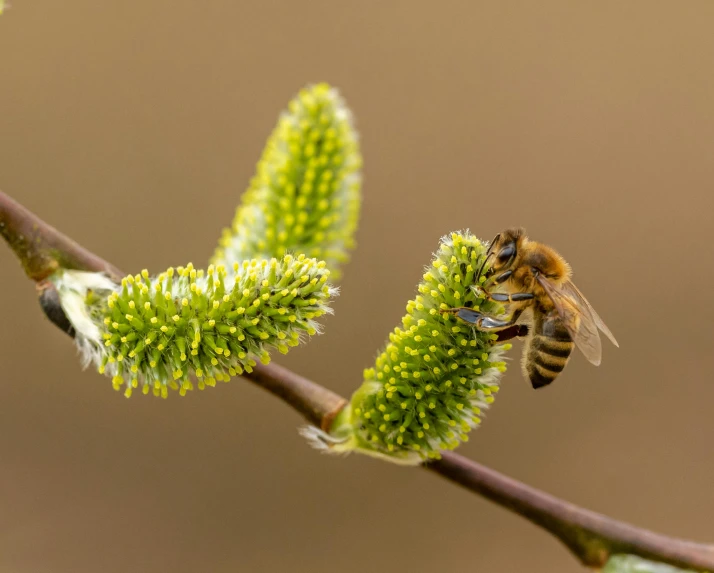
476, 233, 499, 278
476, 251, 494, 280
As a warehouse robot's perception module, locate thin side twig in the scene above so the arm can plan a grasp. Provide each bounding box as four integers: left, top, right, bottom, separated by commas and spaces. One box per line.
2, 188, 713, 571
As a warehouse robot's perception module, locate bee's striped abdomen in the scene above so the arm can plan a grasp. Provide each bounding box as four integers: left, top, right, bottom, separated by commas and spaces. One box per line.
523, 310, 574, 389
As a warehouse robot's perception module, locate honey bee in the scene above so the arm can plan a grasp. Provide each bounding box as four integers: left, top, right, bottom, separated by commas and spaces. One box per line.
444, 228, 618, 388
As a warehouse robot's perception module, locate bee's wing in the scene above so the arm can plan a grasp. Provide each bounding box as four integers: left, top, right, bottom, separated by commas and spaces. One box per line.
535, 276, 604, 366
563, 280, 619, 348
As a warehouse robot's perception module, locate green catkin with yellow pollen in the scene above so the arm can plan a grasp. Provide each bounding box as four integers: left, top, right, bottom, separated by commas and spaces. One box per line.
212, 83, 362, 280
311, 232, 509, 464
58, 256, 334, 398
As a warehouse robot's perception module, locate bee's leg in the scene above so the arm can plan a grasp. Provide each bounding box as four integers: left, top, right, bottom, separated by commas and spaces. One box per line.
497, 323, 530, 341
441, 307, 529, 341
490, 269, 513, 286
442, 307, 525, 330
478, 269, 513, 292
476, 289, 535, 305
440, 307, 483, 324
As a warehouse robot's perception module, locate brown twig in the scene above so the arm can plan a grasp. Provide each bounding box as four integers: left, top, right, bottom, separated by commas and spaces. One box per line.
1, 189, 712, 571
427, 453, 714, 570
242, 361, 346, 432
0, 191, 122, 282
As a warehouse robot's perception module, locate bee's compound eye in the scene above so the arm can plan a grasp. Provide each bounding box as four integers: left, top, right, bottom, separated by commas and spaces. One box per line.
497, 244, 515, 264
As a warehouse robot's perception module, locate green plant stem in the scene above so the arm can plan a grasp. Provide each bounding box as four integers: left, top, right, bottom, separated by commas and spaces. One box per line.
1, 188, 713, 571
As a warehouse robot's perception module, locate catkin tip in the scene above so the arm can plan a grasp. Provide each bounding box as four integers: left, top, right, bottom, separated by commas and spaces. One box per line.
212, 84, 362, 280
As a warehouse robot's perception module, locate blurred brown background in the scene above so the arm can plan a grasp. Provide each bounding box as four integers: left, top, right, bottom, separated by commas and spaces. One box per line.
1, 2, 713, 572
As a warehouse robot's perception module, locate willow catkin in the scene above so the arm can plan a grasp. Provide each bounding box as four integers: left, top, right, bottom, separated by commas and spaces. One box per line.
53, 255, 335, 398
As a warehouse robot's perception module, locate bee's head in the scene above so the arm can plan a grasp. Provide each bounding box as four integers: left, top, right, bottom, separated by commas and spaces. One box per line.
482, 228, 525, 276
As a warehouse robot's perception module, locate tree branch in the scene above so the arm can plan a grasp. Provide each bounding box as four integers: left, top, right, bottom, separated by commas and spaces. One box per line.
240, 361, 346, 433
427, 454, 713, 570
0, 191, 122, 282
2, 189, 712, 571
